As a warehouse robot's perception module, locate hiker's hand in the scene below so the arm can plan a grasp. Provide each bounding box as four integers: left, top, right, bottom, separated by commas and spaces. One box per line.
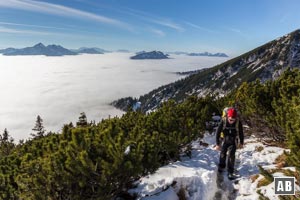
214, 145, 221, 151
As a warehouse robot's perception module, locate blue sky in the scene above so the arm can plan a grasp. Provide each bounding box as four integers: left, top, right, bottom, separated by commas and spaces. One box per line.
0, 0, 300, 56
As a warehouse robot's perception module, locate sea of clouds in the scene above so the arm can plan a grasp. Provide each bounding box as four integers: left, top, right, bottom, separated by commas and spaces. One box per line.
0, 52, 229, 142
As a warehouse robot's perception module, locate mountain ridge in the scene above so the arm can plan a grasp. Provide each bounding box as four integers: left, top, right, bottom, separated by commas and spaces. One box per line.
0, 43, 77, 56
166, 51, 228, 57
0, 43, 111, 56
0, 44, 229, 58
130, 51, 169, 59
112, 29, 300, 112
187, 52, 228, 57
71, 47, 107, 54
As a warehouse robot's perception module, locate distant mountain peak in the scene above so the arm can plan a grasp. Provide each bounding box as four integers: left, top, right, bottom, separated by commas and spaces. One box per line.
0, 44, 111, 56
34, 43, 46, 48
117, 49, 130, 53
47, 44, 61, 47
73, 47, 109, 54
130, 51, 169, 59
166, 51, 228, 57
0, 43, 77, 56
187, 52, 228, 57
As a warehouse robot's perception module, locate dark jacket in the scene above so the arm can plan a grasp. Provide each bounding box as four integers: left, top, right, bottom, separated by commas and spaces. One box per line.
216, 119, 244, 146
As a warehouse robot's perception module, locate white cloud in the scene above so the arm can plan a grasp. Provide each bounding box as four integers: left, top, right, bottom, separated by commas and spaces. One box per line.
112, 7, 185, 32
184, 21, 217, 33
0, 21, 69, 30
0, 54, 228, 141
149, 28, 166, 37
0, 0, 133, 31
228, 27, 242, 34
0, 26, 52, 35
226, 27, 250, 39
148, 18, 184, 32
0, 25, 94, 39
0, 21, 112, 36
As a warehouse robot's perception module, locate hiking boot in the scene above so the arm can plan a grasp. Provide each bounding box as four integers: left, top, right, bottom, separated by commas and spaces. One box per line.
218, 167, 224, 173
228, 173, 235, 180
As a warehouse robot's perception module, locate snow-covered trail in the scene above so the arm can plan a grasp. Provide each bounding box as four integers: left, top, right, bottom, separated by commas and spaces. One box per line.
129, 133, 220, 200
129, 133, 297, 200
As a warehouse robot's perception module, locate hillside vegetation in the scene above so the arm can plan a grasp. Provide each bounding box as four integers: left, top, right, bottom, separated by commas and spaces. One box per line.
0, 69, 300, 199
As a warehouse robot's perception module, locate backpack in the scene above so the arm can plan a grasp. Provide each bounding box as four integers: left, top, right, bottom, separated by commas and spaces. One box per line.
221, 107, 240, 136
222, 107, 235, 118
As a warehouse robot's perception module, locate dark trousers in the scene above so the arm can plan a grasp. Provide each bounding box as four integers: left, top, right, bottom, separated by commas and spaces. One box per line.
218, 140, 236, 174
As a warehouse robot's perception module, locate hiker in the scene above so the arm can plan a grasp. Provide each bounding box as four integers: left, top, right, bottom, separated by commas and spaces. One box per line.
215, 107, 244, 179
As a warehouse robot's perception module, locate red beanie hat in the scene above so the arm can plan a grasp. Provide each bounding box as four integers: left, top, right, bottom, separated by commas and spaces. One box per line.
227, 108, 237, 118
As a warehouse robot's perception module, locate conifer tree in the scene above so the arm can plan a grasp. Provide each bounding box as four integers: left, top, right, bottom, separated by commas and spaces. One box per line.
2, 128, 8, 141
284, 69, 300, 170
76, 112, 88, 127
0, 128, 15, 156
31, 115, 45, 138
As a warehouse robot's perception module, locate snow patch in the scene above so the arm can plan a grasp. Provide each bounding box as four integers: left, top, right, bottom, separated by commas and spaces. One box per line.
130, 133, 297, 200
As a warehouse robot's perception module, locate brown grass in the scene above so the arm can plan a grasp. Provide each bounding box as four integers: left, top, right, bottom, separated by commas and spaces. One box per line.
255, 146, 264, 152
283, 170, 300, 185
177, 187, 187, 200
274, 153, 288, 168
257, 177, 272, 188
266, 168, 299, 185
250, 174, 260, 183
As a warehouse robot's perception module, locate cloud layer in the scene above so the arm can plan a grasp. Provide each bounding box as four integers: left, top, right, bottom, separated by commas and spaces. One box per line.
0, 0, 132, 30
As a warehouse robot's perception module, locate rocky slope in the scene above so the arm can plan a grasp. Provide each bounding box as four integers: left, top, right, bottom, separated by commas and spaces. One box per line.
113, 29, 300, 112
